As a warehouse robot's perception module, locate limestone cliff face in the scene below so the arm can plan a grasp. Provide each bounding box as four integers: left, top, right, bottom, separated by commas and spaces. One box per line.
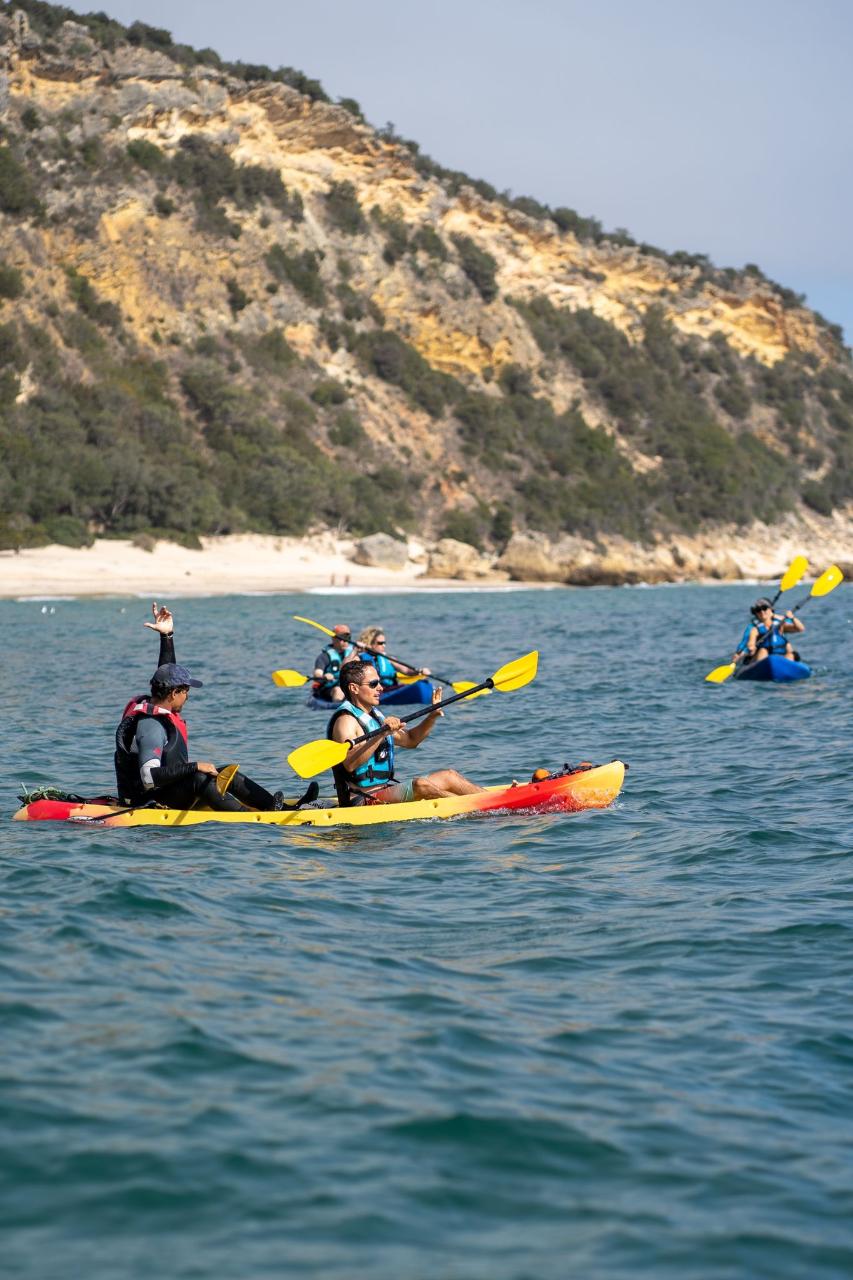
1, 9, 851, 559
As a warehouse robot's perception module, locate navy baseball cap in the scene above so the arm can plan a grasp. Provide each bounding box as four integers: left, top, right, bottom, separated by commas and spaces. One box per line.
151, 663, 203, 689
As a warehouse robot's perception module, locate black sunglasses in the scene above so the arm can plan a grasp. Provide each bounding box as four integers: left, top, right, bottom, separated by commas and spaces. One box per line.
363, 679, 382, 689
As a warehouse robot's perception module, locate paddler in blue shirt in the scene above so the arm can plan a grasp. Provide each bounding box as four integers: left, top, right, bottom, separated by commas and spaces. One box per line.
355, 625, 431, 690
311, 623, 356, 704
327, 658, 479, 807
732, 597, 805, 665
115, 603, 313, 811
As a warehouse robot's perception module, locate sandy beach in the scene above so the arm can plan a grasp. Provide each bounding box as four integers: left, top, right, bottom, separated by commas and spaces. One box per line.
0, 534, 461, 599
2, 512, 851, 599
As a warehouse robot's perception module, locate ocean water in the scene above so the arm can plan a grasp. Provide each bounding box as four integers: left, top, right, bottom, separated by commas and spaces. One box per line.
1, 584, 852, 1280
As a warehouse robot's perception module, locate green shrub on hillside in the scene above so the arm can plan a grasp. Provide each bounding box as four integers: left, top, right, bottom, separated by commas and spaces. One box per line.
265, 244, 325, 306
354, 329, 457, 418
411, 224, 448, 261
450, 234, 498, 302
0, 263, 24, 300
0, 145, 42, 216
325, 181, 366, 235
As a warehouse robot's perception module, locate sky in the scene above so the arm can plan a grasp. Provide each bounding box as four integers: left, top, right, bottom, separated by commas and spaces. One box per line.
59, 0, 853, 344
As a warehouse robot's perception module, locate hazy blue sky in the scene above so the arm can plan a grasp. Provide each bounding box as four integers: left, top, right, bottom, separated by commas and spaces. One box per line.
62, 0, 853, 343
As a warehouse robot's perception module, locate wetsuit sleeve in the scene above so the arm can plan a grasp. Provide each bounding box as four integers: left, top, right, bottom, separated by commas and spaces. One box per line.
158, 632, 176, 666
134, 717, 197, 789
315, 651, 331, 681
133, 719, 169, 791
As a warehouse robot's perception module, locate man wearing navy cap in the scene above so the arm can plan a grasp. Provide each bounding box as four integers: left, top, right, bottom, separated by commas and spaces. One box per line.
115, 603, 312, 812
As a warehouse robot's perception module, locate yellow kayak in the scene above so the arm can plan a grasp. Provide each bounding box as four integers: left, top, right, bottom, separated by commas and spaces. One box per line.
13, 761, 625, 829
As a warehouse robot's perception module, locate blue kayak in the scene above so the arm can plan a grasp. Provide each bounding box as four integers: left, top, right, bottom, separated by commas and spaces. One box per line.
736, 655, 812, 682
306, 678, 435, 710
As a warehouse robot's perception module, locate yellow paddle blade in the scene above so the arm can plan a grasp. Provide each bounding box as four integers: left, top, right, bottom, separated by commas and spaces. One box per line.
287, 738, 348, 780
780, 555, 809, 592
293, 614, 335, 637
492, 650, 539, 692
271, 669, 309, 687
811, 564, 843, 596
216, 764, 240, 796
451, 680, 490, 699
396, 672, 422, 685
705, 662, 736, 684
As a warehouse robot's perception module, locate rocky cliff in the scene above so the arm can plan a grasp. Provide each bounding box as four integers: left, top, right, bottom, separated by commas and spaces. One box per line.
1, 2, 851, 581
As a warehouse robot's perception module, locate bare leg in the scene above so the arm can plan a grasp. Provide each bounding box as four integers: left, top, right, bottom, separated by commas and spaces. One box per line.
755, 646, 769, 661
412, 769, 480, 799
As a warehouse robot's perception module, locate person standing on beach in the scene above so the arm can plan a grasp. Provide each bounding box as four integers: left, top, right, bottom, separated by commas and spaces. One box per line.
311, 624, 356, 704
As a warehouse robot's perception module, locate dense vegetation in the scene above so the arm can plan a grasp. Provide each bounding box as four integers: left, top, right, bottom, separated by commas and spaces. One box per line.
1, 0, 852, 552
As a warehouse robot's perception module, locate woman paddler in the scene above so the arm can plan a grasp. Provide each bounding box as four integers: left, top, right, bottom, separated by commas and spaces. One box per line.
732, 597, 805, 666
355, 626, 431, 691
326, 658, 479, 807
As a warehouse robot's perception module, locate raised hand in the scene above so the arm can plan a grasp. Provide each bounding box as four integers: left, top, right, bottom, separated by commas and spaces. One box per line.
143, 601, 174, 635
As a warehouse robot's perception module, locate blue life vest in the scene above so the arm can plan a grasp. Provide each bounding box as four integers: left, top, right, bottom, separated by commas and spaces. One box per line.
736, 620, 787, 656
327, 698, 395, 805
312, 642, 356, 695
359, 650, 397, 689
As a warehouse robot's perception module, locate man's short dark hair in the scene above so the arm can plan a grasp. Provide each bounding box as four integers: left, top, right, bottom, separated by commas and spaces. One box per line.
339, 658, 374, 699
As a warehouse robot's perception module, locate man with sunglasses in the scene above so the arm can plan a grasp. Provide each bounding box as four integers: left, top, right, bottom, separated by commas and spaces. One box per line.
733, 597, 805, 666
114, 603, 308, 812
311, 623, 356, 704
327, 658, 479, 807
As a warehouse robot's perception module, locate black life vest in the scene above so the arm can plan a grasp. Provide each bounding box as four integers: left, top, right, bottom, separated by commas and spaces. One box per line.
114, 697, 189, 803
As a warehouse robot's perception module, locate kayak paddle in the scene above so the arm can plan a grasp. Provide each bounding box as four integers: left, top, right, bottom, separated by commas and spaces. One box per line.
271, 669, 313, 687
705, 555, 809, 684
291, 614, 484, 696
287, 650, 539, 779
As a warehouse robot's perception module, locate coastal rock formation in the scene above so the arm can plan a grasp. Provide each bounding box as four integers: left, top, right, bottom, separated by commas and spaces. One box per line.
352, 532, 409, 570
425, 538, 505, 581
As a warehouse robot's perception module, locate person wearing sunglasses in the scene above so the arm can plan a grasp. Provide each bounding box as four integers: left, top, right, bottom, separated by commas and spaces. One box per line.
732, 596, 805, 666
114, 603, 310, 812
355, 625, 431, 691
327, 658, 479, 807
311, 623, 356, 704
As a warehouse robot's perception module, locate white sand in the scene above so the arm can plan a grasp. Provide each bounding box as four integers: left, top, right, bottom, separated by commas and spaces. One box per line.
0, 534, 461, 599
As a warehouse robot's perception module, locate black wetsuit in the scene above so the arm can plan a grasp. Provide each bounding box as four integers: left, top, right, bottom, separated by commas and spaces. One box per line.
115, 631, 278, 812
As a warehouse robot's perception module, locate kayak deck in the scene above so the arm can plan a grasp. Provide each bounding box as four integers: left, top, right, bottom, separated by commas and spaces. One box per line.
736, 655, 812, 682
13, 761, 625, 829
306, 678, 435, 710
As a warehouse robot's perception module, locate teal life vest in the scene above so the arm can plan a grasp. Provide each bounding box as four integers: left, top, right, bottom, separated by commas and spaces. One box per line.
359, 650, 397, 689
327, 698, 396, 805
737, 620, 787, 656
312, 642, 355, 696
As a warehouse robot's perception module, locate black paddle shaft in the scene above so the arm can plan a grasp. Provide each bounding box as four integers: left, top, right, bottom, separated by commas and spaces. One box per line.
361, 647, 456, 689
347, 677, 494, 749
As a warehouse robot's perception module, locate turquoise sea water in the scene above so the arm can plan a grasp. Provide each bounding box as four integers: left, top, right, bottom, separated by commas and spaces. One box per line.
1, 584, 852, 1280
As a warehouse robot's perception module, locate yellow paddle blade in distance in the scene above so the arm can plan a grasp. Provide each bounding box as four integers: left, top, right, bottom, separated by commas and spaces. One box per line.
293, 614, 336, 637
288, 738, 348, 780
451, 680, 490, 699
780, 555, 809, 592
812, 564, 844, 596
271, 669, 309, 687
705, 662, 736, 684
492, 650, 539, 692
396, 672, 422, 685
216, 764, 240, 796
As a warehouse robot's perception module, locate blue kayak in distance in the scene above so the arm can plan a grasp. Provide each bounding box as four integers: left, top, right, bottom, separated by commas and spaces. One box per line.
305, 678, 435, 710
736, 655, 812, 682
